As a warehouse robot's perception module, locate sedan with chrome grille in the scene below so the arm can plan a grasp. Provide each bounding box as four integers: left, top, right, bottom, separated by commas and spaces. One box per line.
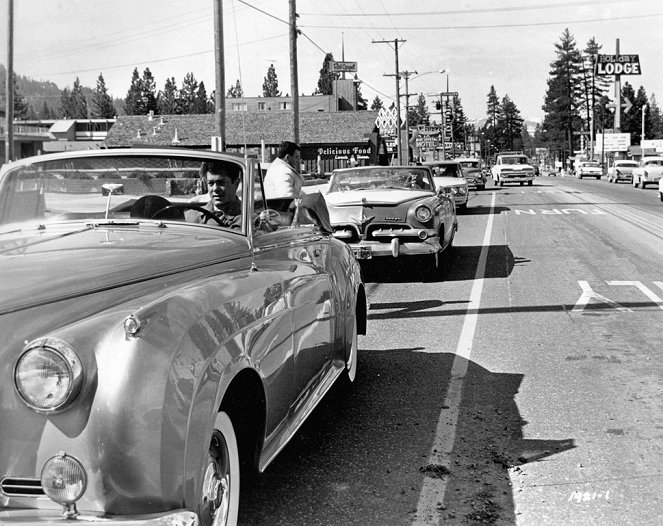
0, 148, 367, 526
324, 165, 457, 275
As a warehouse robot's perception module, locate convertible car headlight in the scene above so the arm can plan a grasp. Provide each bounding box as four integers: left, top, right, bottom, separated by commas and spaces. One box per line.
414, 205, 433, 222
14, 338, 83, 412
41, 453, 87, 505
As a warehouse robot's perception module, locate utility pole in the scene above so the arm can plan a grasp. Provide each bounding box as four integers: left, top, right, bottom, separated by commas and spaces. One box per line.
5, 0, 14, 163
213, 0, 225, 150
373, 38, 406, 165
289, 0, 300, 144
400, 70, 417, 165
614, 38, 621, 133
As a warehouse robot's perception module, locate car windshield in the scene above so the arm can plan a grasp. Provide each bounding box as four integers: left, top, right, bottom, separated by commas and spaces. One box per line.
616, 162, 637, 167
582, 162, 600, 167
644, 159, 663, 166
458, 160, 480, 169
327, 167, 433, 192
429, 164, 462, 178
0, 153, 247, 231
502, 156, 528, 165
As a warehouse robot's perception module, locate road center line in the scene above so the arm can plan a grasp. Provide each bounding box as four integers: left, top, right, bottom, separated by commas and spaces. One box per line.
413, 192, 497, 525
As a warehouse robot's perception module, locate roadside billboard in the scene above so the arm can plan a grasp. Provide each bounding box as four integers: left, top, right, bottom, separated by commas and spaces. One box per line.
641, 139, 663, 153
595, 133, 631, 152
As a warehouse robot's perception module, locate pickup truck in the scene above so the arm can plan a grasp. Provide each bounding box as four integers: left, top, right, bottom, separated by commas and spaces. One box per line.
491, 152, 536, 186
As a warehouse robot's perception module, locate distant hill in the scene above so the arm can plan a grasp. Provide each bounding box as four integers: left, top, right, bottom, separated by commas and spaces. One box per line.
0, 64, 123, 118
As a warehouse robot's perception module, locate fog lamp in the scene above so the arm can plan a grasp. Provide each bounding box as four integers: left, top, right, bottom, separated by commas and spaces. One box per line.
41, 453, 87, 505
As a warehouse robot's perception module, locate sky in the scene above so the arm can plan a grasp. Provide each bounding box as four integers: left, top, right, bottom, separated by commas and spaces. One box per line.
1, 0, 662, 124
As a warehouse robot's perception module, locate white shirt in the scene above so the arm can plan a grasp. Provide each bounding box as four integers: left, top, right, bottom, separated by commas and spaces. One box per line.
263, 157, 304, 198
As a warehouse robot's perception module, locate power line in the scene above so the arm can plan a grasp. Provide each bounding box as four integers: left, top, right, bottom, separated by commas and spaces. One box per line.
300, 12, 663, 30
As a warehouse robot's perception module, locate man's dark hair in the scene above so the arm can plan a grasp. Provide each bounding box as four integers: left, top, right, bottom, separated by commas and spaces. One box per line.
200, 161, 241, 182
276, 140, 300, 159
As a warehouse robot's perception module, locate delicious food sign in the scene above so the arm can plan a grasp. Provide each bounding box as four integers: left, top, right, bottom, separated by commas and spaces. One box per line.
595, 54, 641, 76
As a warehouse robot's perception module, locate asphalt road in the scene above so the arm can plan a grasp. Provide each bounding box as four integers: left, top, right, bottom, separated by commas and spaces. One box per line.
238, 175, 663, 526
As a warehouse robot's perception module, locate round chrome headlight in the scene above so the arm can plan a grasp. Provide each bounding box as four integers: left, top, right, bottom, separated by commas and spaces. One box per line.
41, 453, 87, 505
14, 338, 83, 412
415, 205, 433, 223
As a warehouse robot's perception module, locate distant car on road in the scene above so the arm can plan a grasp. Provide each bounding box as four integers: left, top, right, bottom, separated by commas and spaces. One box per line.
490, 152, 535, 186
575, 161, 602, 179
632, 156, 663, 189
422, 160, 470, 209
455, 157, 486, 190
607, 160, 638, 183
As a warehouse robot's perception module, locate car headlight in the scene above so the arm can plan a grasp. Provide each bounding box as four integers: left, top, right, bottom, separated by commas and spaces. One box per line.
414, 205, 433, 222
41, 453, 87, 505
442, 186, 458, 196
14, 338, 83, 412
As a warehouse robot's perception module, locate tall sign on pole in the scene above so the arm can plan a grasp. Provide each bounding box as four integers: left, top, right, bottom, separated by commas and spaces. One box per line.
373, 38, 406, 165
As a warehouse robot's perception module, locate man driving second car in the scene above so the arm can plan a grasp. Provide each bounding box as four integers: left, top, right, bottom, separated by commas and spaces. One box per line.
186, 161, 243, 228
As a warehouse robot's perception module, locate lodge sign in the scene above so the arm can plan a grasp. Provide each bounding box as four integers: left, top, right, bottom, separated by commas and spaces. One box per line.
595, 54, 641, 76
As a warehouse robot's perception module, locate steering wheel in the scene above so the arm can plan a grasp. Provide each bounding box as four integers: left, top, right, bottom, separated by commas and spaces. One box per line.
150, 204, 226, 226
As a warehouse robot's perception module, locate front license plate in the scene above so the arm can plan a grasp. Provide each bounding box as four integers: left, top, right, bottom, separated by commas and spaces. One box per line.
352, 247, 372, 260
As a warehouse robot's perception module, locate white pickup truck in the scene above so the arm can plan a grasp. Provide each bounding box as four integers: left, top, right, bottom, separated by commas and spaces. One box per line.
491, 152, 536, 186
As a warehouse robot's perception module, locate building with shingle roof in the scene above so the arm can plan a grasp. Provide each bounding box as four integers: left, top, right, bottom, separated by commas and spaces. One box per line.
104, 111, 387, 174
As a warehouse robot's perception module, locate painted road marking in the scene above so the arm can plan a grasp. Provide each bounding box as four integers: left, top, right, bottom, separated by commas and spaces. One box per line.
568, 489, 611, 503
413, 192, 497, 525
572, 281, 632, 313
607, 281, 663, 310
513, 208, 608, 215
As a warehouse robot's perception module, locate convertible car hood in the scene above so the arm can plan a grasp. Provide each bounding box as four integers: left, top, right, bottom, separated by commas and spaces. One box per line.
0, 222, 249, 314
325, 189, 433, 207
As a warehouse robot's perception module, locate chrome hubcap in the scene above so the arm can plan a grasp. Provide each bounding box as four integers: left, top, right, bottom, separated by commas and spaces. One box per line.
201, 431, 231, 526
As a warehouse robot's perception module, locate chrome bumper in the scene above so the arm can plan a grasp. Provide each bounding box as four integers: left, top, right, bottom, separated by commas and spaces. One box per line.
0, 509, 198, 525
348, 238, 442, 259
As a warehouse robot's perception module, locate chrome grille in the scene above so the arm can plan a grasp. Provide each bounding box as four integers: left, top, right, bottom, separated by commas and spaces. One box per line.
0, 477, 45, 497
332, 224, 360, 243
366, 223, 416, 242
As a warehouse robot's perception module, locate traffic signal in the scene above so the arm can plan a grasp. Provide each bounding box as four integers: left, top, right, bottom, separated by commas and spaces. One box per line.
435, 101, 441, 110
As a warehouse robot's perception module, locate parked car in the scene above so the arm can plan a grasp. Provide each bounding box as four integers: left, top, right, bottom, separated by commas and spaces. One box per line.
659, 178, 663, 202
607, 160, 638, 183
632, 156, 663, 189
324, 165, 457, 274
0, 148, 367, 525
455, 157, 486, 190
422, 160, 470, 209
575, 161, 603, 179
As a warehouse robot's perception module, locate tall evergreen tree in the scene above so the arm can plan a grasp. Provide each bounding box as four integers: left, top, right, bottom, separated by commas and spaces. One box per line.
12, 73, 29, 119
40, 100, 53, 119
648, 94, 663, 139
193, 81, 210, 114
226, 79, 243, 98
140, 68, 158, 114
60, 77, 88, 119
91, 73, 116, 118
541, 28, 584, 162
406, 93, 430, 126
580, 37, 610, 138
370, 96, 384, 111
316, 53, 338, 95
496, 95, 524, 151
179, 72, 199, 114
450, 94, 467, 145
262, 64, 281, 97
486, 86, 500, 129
354, 74, 367, 110
158, 77, 179, 115
124, 68, 143, 115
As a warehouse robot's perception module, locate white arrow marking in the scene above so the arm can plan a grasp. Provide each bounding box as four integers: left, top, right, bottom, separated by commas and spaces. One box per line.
572, 281, 632, 313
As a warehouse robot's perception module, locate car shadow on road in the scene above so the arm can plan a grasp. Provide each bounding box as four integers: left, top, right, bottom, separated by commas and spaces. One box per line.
237, 351, 575, 525
361, 244, 518, 283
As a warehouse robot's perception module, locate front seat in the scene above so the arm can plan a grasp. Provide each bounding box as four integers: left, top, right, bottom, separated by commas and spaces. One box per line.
130, 195, 184, 220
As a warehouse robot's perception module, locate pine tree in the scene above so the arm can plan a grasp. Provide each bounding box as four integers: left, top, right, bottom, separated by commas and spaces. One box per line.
193, 81, 209, 114
91, 73, 116, 118
370, 96, 383, 111
406, 93, 430, 127
124, 68, 143, 115
648, 94, 663, 139
497, 95, 524, 151
140, 68, 158, 114
450, 94, 467, 145
486, 86, 501, 129
12, 73, 29, 119
580, 37, 610, 137
60, 77, 88, 119
541, 28, 584, 162
179, 73, 199, 114
226, 79, 243, 98
316, 53, 338, 95
158, 77, 179, 115
262, 64, 281, 97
